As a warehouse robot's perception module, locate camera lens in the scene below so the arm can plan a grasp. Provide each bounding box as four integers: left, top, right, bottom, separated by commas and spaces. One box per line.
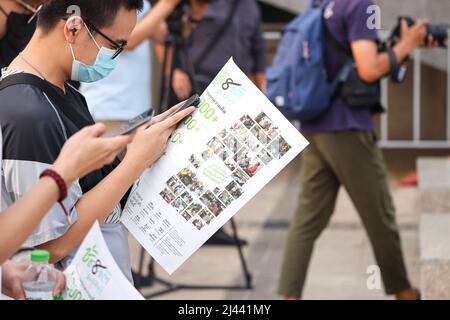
427, 24, 449, 47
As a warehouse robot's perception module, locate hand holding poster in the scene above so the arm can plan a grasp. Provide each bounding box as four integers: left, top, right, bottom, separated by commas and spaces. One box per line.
121, 58, 309, 274
63, 221, 144, 300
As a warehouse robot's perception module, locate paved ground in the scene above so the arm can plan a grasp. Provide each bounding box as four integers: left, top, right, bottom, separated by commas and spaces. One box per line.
129, 156, 420, 300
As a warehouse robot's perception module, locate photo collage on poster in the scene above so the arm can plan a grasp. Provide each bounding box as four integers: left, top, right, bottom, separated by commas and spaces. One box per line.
159, 112, 292, 231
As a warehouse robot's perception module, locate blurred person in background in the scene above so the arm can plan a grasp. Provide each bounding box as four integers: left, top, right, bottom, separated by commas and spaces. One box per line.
161, 0, 267, 100
278, 0, 436, 300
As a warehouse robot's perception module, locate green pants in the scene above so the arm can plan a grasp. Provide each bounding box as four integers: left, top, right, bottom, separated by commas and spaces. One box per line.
278, 131, 411, 297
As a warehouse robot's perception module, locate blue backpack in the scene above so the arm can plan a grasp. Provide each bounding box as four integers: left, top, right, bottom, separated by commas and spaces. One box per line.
266, 0, 346, 121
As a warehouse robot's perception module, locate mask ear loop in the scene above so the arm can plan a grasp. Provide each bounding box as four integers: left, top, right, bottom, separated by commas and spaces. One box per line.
85, 25, 101, 51
69, 43, 76, 60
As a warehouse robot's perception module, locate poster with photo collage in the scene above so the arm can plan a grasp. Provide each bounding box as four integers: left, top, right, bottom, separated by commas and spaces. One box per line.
122, 59, 309, 274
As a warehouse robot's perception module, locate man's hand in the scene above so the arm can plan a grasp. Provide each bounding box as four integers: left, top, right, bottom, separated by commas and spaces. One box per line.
251, 72, 267, 94
52, 123, 132, 186
400, 18, 439, 49
172, 69, 193, 100
124, 106, 196, 171
2, 260, 65, 300
150, 100, 190, 125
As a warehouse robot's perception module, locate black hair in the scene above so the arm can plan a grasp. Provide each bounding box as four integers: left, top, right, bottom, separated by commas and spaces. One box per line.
37, 0, 144, 32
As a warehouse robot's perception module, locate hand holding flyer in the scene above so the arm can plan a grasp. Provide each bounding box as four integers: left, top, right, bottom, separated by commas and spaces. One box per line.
121, 58, 309, 274
63, 221, 144, 300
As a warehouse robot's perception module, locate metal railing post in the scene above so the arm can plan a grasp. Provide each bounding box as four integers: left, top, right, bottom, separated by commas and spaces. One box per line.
413, 49, 422, 144
381, 78, 389, 143
447, 29, 450, 141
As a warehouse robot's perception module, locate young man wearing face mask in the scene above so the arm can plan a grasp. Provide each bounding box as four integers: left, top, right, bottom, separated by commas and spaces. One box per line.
0, 0, 195, 281
0, 0, 45, 69
81, 0, 182, 130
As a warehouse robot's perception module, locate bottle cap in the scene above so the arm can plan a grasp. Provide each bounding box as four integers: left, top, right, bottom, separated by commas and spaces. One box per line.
31, 250, 50, 262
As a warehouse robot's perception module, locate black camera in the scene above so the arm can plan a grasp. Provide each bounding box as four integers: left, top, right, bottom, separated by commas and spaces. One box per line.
391, 16, 449, 48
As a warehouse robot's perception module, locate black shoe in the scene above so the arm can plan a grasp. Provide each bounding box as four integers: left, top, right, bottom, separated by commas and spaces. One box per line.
205, 228, 248, 246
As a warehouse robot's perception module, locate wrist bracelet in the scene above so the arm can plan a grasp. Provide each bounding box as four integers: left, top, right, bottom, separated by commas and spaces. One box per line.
40, 169, 72, 225
40, 169, 67, 201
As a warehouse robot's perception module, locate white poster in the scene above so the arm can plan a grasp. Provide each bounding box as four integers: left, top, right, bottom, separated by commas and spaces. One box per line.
63, 221, 144, 300
122, 58, 309, 274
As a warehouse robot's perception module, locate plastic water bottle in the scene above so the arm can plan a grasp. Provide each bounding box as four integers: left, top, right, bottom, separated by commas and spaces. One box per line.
22, 250, 57, 300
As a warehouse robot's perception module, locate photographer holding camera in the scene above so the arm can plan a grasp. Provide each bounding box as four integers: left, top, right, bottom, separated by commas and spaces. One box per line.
278, 0, 438, 300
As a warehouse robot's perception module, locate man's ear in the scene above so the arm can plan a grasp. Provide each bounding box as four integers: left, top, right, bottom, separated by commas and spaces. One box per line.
64, 16, 83, 44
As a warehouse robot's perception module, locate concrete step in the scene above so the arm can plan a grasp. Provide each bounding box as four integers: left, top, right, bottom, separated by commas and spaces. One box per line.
420, 213, 450, 299
417, 158, 450, 214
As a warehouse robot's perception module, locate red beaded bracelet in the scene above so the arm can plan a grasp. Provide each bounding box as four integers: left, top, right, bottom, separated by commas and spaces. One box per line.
40, 169, 72, 225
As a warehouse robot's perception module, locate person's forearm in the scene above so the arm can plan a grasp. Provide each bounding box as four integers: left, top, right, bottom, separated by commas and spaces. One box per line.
127, 0, 178, 50
154, 43, 165, 62
149, 22, 168, 44
393, 40, 415, 66
376, 43, 412, 79
0, 178, 59, 264
1, 260, 29, 299
0, 0, 9, 39
0, 18, 6, 39
37, 158, 146, 263
356, 41, 414, 83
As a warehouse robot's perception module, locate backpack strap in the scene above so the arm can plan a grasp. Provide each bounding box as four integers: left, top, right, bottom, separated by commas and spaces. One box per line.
324, 24, 352, 65
320, 4, 356, 95
0, 73, 92, 128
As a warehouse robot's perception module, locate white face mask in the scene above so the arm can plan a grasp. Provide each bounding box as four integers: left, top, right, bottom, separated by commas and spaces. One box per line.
69, 27, 118, 83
